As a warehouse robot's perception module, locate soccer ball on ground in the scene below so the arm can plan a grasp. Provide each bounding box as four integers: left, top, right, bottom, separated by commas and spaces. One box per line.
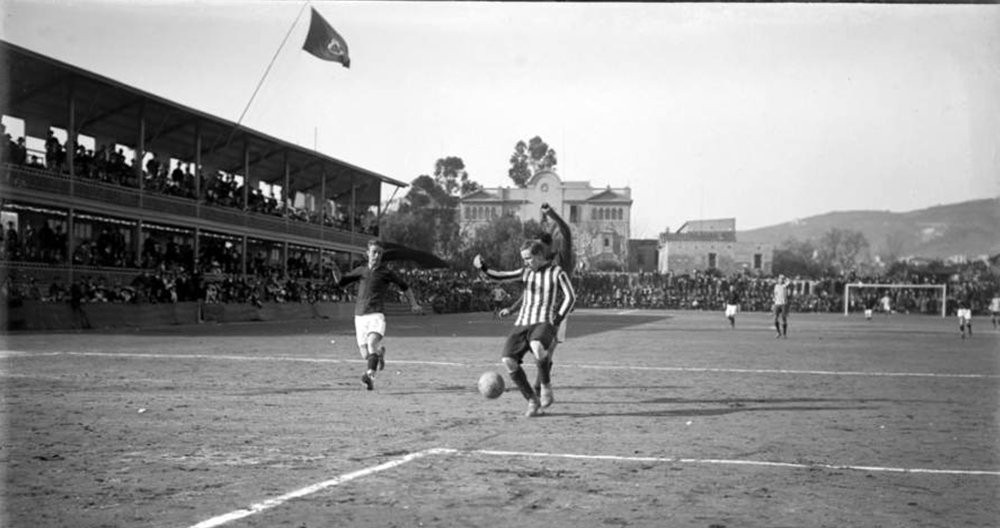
478, 371, 505, 399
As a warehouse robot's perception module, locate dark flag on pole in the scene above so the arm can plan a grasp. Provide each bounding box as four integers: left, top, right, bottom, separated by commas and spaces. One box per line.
302, 7, 351, 68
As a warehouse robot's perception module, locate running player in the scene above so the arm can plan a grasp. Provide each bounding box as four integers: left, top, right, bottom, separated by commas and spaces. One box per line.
331, 239, 422, 390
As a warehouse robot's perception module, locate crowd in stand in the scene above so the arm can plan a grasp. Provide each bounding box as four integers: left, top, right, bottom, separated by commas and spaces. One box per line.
4, 130, 998, 319
4, 261, 998, 319
2, 130, 379, 234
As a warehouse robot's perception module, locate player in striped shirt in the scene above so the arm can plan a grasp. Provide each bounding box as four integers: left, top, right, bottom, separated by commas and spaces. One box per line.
474, 239, 576, 417
498, 203, 575, 399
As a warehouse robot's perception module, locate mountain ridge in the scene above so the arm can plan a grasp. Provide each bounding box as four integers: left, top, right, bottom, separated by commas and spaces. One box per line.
737, 198, 1000, 260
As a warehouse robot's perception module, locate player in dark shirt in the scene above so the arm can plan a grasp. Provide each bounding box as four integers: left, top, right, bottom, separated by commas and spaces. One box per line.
724, 285, 740, 328
332, 239, 422, 390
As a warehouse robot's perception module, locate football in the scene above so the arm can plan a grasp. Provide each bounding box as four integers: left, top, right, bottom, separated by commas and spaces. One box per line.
477, 371, 505, 399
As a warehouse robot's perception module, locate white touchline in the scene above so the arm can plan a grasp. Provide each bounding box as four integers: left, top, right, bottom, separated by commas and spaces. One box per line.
577, 364, 1000, 379
469, 449, 1000, 476
10, 351, 468, 368
4, 350, 996, 379
186, 448, 457, 528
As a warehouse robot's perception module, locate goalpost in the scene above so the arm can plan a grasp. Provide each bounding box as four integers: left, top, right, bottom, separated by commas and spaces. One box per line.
843, 283, 947, 318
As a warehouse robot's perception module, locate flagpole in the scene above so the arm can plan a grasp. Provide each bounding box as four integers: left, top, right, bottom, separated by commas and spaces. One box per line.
223, 1, 311, 148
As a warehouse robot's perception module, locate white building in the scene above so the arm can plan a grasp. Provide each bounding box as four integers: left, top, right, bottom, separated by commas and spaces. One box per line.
459, 170, 632, 271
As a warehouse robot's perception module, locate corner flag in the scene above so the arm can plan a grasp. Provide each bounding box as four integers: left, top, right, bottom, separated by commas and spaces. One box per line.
302, 7, 351, 68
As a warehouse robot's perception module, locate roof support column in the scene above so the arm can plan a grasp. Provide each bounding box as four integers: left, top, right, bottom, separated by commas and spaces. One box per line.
242, 139, 250, 211
66, 80, 76, 182
320, 167, 326, 234
194, 121, 202, 210
283, 151, 290, 228
350, 175, 356, 235
136, 102, 145, 203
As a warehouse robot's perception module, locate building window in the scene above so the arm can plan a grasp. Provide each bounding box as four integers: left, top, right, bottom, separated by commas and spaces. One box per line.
754, 253, 762, 269
708, 252, 717, 268
603, 236, 610, 248
570, 205, 579, 223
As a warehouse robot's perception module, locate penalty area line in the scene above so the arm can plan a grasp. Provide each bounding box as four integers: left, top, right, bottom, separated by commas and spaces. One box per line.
186, 448, 457, 528
470, 449, 1000, 476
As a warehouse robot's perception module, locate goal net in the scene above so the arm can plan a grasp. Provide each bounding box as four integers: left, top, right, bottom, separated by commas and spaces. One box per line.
842, 283, 947, 318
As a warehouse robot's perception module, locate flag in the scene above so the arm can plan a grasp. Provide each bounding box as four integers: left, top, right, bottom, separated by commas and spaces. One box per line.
302, 7, 351, 68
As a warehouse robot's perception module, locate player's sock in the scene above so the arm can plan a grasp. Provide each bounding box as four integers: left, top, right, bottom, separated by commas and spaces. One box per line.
509, 367, 536, 400
782, 323, 787, 337
537, 358, 552, 386
366, 354, 380, 373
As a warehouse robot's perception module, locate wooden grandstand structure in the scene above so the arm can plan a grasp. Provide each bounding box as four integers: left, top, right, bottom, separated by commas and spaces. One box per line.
0, 40, 408, 284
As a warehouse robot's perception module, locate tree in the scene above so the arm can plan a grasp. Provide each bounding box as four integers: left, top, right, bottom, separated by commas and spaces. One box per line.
816, 228, 870, 274
508, 136, 557, 188
381, 156, 480, 262
456, 216, 547, 271
881, 231, 907, 266
773, 237, 826, 278
434, 156, 481, 198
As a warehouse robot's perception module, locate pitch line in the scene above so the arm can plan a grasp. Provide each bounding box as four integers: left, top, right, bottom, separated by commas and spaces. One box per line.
5, 350, 996, 379
186, 448, 457, 528
577, 364, 999, 379
6, 351, 467, 368
469, 449, 1000, 476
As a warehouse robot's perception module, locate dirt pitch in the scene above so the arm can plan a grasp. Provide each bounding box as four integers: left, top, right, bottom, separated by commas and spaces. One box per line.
1, 309, 998, 528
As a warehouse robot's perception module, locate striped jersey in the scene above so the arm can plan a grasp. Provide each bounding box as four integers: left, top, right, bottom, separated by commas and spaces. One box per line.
485, 264, 575, 326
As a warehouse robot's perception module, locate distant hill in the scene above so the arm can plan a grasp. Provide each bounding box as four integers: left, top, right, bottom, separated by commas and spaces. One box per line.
738, 198, 1000, 260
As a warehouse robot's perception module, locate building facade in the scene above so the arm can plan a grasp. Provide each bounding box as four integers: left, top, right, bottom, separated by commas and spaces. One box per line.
460, 170, 632, 271
659, 218, 773, 276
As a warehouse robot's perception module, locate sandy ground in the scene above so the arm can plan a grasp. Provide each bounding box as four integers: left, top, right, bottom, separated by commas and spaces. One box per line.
1, 309, 998, 528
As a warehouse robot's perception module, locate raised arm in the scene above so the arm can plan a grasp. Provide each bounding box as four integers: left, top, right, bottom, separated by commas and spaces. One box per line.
541, 203, 574, 273
553, 268, 576, 325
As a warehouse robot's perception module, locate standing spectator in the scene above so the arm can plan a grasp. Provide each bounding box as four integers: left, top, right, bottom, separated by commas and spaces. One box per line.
69, 280, 92, 329
5, 221, 19, 261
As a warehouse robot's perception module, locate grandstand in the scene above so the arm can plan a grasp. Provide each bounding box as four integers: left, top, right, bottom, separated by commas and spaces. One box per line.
1, 40, 407, 327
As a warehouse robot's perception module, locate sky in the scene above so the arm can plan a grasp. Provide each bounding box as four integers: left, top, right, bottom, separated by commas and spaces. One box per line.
2, 1, 998, 238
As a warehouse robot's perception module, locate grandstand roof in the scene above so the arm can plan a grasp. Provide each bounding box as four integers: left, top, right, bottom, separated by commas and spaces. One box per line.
0, 40, 406, 207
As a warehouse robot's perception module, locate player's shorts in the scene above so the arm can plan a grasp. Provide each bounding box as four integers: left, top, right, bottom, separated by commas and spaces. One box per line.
957, 308, 972, 321
772, 303, 788, 318
864, 309, 873, 318
503, 323, 557, 362
725, 304, 738, 318
354, 313, 387, 347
